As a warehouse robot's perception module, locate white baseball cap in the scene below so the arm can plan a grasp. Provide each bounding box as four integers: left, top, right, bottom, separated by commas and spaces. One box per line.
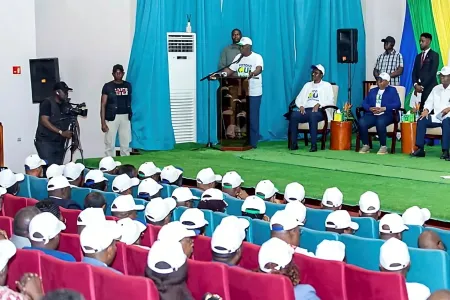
222, 171, 244, 189
255, 180, 278, 199
25, 154, 46, 170
379, 213, 409, 234
138, 178, 163, 197
144, 197, 176, 222
258, 238, 294, 273
111, 194, 145, 212
112, 174, 140, 193
200, 188, 224, 201
322, 187, 343, 208
29, 212, 66, 245
402, 206, 431, 226
437, 66, 450, 76
315, 240, 346, 261
284, 182, 305, 202
180, 208, 209, 230
237, 37, 252, 46
196, 168, 222, 185
172, 187, 199, 203
157, 221, 196, 242
359, 191, 380, 214
147, 240, 187, 274
285, 201, 307, 226
325, 210, 359, 231
241, 195, 266, 214
80, 222, 121, 254
47, 175, 74, 191
270, 210, 299, 231
211, 223, 245, 254
77, 207, 106, 226
99, 156, 121, 172
406, 283, 431, 300
220, 215, 250, 231
380, 237, 410, 271
0, 240, 16, 270
160, 165, 183, 184
46, 164, 65, 179
118, 217, 147, 245
63, 162, 85, 181
0, 169, 24, 189
311, 64, 326, 76
138, 162, 161, 178
84, 170, 108, 184
378, 72, 391, 82
0, 187, 6, 197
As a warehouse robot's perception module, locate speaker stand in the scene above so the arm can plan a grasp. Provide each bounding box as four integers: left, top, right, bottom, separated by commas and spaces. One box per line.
347, 64, 359, 133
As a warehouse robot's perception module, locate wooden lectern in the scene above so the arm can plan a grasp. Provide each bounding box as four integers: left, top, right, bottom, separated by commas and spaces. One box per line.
217, 77, 252, 151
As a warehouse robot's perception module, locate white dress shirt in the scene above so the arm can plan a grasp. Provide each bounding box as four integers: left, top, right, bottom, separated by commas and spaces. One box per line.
424, 84, 450, 123
295, 80, 335, 119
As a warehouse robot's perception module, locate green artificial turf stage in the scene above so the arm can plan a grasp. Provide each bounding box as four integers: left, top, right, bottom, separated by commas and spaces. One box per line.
82, 140, 450, 220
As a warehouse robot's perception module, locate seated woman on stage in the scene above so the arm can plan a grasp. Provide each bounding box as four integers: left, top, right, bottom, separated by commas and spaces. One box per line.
358, 73, 400, 155
289, 64, 335, 152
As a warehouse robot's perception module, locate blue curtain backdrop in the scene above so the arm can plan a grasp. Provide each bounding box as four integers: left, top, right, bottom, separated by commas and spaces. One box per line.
400, 2, 418, 104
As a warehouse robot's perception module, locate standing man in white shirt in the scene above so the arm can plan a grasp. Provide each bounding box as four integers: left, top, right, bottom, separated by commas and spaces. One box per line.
289, 65, 335, 152
411, 66, 450, 159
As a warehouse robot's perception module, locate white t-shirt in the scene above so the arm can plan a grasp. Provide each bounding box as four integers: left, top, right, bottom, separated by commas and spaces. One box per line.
295, 80, 335, 119
424, 84, 450, 123
375, 89, 385, 115
406, 282, 430, 300
229, 52, 264, 96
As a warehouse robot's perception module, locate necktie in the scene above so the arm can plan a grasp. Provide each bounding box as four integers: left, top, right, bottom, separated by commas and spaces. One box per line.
421, 52, 426, 66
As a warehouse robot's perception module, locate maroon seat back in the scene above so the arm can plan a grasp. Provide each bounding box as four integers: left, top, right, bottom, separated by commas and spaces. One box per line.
25, 198, 39, 206
58, 233, 83, 261
294, 253, 346, 299
125, 244, 149, 276
141, 224, 160, 247
40, 254, 95, 299
238, 242, 260, 270
3, 194, 27, 218
60, 207, 81, 234
228, 265, 295, 300
192, 235, 212, 261
345, 264, 408, 300
187, 259, 231, 300
110, 242, 128, 275
0, 216, 13, 237
7, 249, 42, 289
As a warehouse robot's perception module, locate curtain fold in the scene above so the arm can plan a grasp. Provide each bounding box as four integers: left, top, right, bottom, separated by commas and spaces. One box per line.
431, 0, 450, 65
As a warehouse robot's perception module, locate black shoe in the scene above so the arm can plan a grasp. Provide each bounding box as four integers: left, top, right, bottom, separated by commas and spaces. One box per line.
410, 148, 425, 157
309, 144, 317, 152
289, 144, 298, 151
441, 150, 449, 159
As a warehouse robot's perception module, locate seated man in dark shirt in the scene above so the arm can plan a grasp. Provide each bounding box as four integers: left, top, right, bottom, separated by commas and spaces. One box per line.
45, 176, 81, 210
84, 192, 107, 212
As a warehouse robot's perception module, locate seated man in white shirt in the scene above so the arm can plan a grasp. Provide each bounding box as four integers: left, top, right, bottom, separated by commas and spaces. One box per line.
412, 66, 450, 159
289, 65, 335, 152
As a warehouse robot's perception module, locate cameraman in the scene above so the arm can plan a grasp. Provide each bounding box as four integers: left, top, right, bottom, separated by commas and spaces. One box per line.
35, 82, 73, 166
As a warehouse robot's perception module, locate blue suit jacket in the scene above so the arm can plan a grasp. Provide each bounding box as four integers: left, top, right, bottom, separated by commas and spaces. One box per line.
362, 86, 401, 115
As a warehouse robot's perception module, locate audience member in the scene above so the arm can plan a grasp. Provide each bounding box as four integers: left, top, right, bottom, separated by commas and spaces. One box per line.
379, 238, 431, 299
402, 206, 431, 226
45, 176, 81, 210
180, 208, 209, 235
221, 171, 248, 199
284, 182, 306, 203
11, 206, 41, 249
172, 187, 198, 208
99, 156, 121, 174
285, 201, 307, 226
63, 162, 85, 187
379, 213, 408, 240
111, 194, 144, 220
35, 201, 63, 222
24, 154, 46, 177
196, 168, 222, 191
255, 180, 278, 203
84, 192, 107, 211
418, 231, 446, 251
46, 164, 65, 179
428, 290, 450, 300
116, 164, 138, 178
160, 165, 183, 186
358, 191, 381, 220
219, 215, 250, 240
137, 178, 163, 201
325, 210, 359, 234
138, 162, 161, 182
211, 223, 245, 266
112, 174, 139, 195
77, 207, 106, 234
24, 212, 75, 262
0, 169, 24, 196
146, 240, 193, 300
241, 195, 269, 221
83, 170, 108, 191
258, 238, 319, 300
118, 217, 147, 246
197, 188, 227, 212
157, 221, 196, 258
321, 187, 343, 210
315, 240, 346, 262
144, 197, 176, 226
42, 289, 85, 300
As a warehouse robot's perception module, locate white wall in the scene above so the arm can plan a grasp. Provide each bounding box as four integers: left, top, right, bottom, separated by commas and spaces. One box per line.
0, 0, 38, 172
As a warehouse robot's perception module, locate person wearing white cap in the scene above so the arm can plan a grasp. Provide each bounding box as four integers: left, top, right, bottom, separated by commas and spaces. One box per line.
138, 162, 161, 181
46, 164, 65, 179
284, 182, 306, 204
99, 156, 121, 174
196, 167, 222, 191
289, 64, 334, 152
83, 169, 108, 191
315, 240, 346, 262
358, 72, 401, 155
77, 207, 106, 233
221, 171, 248, 200
137, 178, 163, 201
412, 66, 450, 159
241, 195, 269, 221
180, 208, 209, 235
145, 240, 193, 300
358, 191, 381, 220
255, 180, 279, 203
172, 187, 199, 208
160, 165, 183, 186
0, 169, 24, 196
157, 221, 196, 258
258, 238, 319, 300
112, 173, 139, 195
402, 206, 431, 226
45, 175, 81, 210
63, 162, 85, 187
80, 222, 122, 274
24, 154, 46, 177
379, 238, 431, 300
144, 197, 176, 226
24, 212, 75, 262
197, 188, 227, 213
211, 223, 245, 266
379, 213, 409, 241
321, 187, 343, 210
111, 194, 145, 220
285, 201, 307, 226
325, 210, 359, 234
118, 217, 147, 246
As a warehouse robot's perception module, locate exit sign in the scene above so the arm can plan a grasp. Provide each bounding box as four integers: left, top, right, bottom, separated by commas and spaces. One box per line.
12, 66, 21, 74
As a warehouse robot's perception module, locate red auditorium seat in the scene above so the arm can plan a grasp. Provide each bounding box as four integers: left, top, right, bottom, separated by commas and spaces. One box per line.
26, 197, 38, 206
0, 216, 13, 237
7, 249, 42, 289
40, 254, 95, 299
110, 242, 128, 275
60, 207, 80, 234
228, 265, 295, 300
192, 235, 212, 261
141, 224, 161, 247
294, 253, 346, 299
125, 244, 149, 276
3, 194, 27, 218
345, 264, 408, 300
187, 260, 231, 300
58, 233, 83, 261
238, 241, 260, 270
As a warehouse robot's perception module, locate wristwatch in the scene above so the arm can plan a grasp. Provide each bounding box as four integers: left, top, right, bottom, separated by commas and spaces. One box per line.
58, 130, 63, 135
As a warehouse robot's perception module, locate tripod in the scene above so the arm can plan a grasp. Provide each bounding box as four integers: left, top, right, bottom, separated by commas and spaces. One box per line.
64, 117, 84, 163
346, 64, 359, 133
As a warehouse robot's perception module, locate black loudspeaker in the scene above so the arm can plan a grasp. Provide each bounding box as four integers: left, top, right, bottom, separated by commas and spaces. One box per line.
337, 29, 358, 63
29, 58, 60, 103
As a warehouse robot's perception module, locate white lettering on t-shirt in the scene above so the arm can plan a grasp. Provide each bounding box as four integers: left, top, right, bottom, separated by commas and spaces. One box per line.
115, 88, 129, 96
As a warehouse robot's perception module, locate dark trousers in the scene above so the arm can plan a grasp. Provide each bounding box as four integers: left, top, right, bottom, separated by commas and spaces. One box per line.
35, 140, 66, 165
289, 108, 325, 145
249, 95, 262, 148
358, 113, 395, 146
416, 117, 450, 150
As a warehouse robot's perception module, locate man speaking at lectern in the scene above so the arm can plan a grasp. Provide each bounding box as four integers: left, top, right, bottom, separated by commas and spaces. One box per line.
222, 37, 263, 148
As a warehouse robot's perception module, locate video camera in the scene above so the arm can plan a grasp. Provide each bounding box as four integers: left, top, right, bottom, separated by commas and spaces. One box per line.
63, 102, 88, 117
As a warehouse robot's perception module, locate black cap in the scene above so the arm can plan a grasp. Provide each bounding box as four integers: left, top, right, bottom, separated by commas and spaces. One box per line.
53, 81, 73, 91
381, 36, 395, 44
112, 64, 124, 73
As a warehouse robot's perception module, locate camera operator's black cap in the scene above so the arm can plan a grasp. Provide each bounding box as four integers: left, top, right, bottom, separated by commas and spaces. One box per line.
381, 36, 395, 44
53, 81, 73, 92
112, 64, 124, 73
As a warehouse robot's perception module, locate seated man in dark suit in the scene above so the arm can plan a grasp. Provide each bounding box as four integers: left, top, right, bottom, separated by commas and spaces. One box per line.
358, 73, 401, 154
45, 175, 81, 210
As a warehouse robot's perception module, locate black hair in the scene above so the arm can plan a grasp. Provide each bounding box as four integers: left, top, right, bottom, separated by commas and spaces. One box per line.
35, 200, 61, 219
146, 218, 167, 226
421, 32, 432, 40
197, 200, 227, 213
117, 164, 137, 178
242, 212, 264, 220
42, 289, 85, 300
13, 206, 41, 236
84, 180, 107, 191
6, 182, 19, 195
231, 28, 241, 35
84, 192, 106, 209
